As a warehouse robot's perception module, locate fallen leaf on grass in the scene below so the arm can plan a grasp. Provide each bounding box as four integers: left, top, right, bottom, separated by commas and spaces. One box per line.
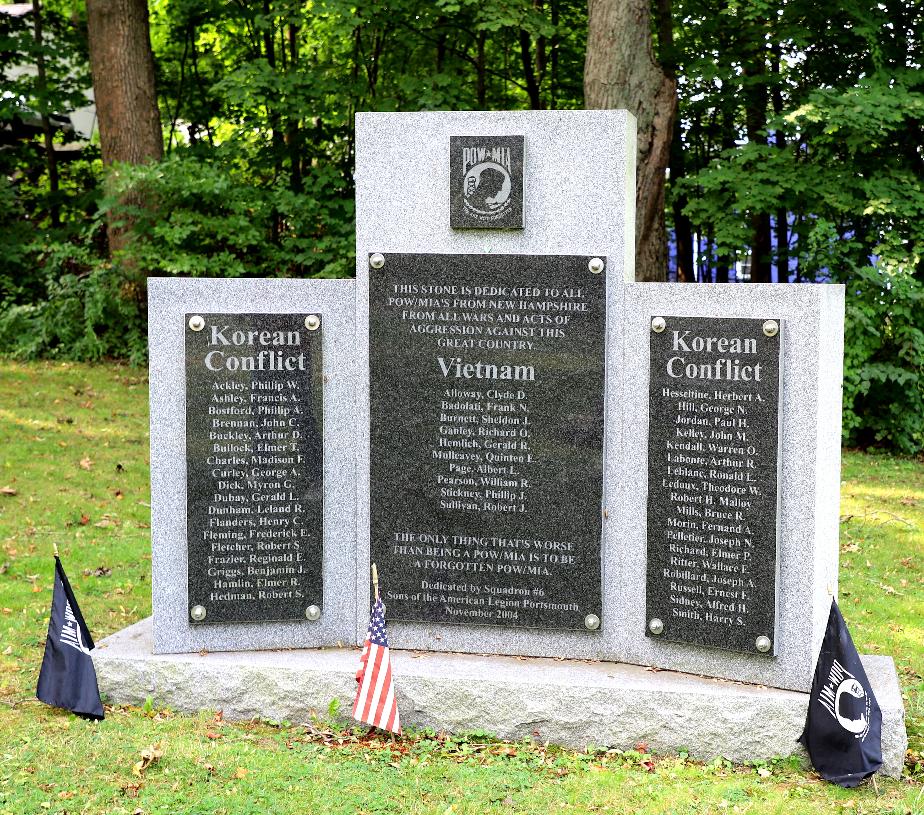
78, 514, 90, 526
120, 782, 142, 798
841, 542, 860, 553
79, 457, 93, 470
0, 487, 16, 496
94, 516, 120, 528
234, 767, 248, 779
205, 731, 222, 740
2, 646, 12, 655
83, 566, 112, 577
132, 743, 163, 776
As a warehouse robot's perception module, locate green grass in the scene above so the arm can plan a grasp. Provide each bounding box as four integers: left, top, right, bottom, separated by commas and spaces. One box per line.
0, 360, 922, 814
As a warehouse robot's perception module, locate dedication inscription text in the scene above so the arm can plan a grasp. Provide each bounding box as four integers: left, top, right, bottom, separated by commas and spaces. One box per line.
369, 253, 605, 630
185, 313, 323, 624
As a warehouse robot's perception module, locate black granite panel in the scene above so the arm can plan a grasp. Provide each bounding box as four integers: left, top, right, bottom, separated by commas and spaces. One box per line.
646, 316, 782, 654
185, 313, 323, 624
369, 253, 605, 630
449, 136, 524, 229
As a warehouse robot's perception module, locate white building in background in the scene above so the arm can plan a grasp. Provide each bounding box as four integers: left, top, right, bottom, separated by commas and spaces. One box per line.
0, 2, 97, 151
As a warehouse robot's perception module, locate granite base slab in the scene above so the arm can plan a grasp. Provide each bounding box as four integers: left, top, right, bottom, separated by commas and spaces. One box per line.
93, 618, 906, 778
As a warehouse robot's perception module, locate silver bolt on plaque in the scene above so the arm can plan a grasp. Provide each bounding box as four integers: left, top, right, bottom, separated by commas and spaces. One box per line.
305, 605, 321, 621
188, 315, 205, 332
190, 604, 207, 622
648, 617, 664, 635
755, 635, 772, 653
369, 253, 385, 269
304, 315, 320, 331
584, 614, 600, 631
651, 316, 666, 333
588, 257, 604, 274
762, 319, 779, 337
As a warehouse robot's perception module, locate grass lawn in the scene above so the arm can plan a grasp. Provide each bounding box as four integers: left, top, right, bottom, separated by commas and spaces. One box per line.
0, 360, 921, 814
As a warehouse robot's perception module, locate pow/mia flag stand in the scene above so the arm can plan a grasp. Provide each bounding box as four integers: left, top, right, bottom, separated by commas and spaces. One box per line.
800, 599, 882, 786
36, 549, 104, 721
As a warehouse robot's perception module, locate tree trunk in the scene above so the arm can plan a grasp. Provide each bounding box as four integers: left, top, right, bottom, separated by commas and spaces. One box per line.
770, 47, 787, 283
32, 0, 60, 228
86, 0, 162, 260
519, 30, 542, 109
669, 114, 693, 282
476, 31, 487, 107
743, 55, 771, 283
584, 0, 677, 282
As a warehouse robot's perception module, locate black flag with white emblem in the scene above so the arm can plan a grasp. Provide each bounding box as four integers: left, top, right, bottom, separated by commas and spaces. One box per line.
799, 599, 881, 786
36, 556, 104, 720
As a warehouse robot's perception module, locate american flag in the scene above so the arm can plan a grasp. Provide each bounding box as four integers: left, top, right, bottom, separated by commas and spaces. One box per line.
352, 597, 401, 734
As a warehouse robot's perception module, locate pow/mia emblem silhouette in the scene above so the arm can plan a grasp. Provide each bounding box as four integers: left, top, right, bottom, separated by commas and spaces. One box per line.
450, 135, 524, 229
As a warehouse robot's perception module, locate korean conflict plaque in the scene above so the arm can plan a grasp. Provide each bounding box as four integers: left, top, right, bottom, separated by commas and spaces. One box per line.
646, 316, 782, 654
369, 253, 605, 630
185, 313, 323, 625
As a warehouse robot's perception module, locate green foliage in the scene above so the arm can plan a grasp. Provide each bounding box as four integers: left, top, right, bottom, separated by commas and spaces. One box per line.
101, 154, 355, 279
841, 266, 924, 455
677, 68, 924, 452
0, 255, 148, 365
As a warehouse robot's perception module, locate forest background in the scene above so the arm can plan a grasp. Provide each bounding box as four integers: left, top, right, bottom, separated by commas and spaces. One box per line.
0, 0, 922, 452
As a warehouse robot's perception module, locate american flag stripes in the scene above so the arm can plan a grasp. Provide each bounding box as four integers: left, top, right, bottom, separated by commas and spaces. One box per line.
352, 597, 401, 734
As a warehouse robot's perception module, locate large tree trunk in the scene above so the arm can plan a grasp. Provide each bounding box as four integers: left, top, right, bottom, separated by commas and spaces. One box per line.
743, 56, 771, 283
32, 0, 60, 228
86, 0, 162, 261
584, 0, 677, 282
669, 112, 694, 282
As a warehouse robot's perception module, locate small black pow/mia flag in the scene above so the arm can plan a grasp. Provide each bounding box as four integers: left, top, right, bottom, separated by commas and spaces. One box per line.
36, 556, 104, 721
799, 599, 881, 786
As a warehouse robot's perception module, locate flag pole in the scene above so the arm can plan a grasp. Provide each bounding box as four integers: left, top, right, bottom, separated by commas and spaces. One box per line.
372, 563, 379, 601
53, 542, 59, 558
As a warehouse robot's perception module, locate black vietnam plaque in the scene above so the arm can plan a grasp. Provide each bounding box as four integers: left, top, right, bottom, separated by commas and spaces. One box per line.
646, 316, 782, 654
369, 253, 605, 630
185, 313, 323, 625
